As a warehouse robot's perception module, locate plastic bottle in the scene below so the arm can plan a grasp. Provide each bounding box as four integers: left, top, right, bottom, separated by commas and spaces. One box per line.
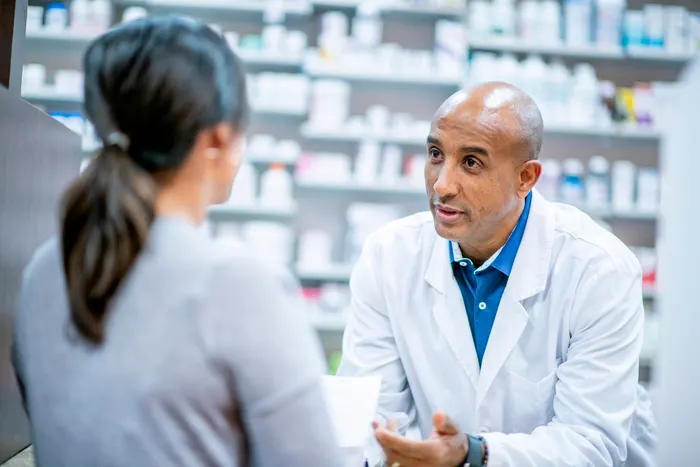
595, 0, 626, 48
560, 159, 586, 205
355, 140, 381, 184
122, 7, 148, 24
586, 155, 610, 209
540, 0, 562, 44
353, 1, 383, 50
468, 1, 492, 40
549, 60, 571, 124
569, 63, 600, 127
518, 0, 539, 43
435, 20, 466, 78
537, 159, 562, 201
520, 55, 549, 118
564, 0, 593, 46
45, 3, 68, 31
491, 0, 516, 37
611, 160, 636, 212
228, 163, 257, 205
260, 163, 293, 207
636, 168, 659, 213
380, 145, 403, 184
91, 0, 113, 33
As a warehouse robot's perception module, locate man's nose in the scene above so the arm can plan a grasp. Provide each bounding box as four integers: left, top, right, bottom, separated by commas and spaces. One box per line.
433, 166, 459, 198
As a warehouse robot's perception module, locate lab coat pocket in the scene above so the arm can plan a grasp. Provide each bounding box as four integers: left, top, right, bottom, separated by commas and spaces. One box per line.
504, 362, 560, 433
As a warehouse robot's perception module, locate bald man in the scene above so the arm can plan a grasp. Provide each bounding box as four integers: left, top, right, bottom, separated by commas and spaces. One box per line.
337, 83, 655, 467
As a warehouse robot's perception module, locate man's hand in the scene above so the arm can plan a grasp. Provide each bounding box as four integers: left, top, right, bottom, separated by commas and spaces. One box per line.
373, 411, 468, 467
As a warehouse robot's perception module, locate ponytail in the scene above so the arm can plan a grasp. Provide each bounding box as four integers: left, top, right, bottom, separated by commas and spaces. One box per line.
60, 145, 156, 343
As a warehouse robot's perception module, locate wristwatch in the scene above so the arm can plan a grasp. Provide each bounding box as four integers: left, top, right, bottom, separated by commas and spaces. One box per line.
462, 434, 486, 467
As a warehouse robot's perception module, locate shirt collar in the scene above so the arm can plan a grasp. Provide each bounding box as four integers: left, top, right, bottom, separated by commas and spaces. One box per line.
449, 191, 532, 277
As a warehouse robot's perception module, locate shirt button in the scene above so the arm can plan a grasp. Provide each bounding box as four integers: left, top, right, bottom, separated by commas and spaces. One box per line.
460, 262, 467, 267
479, 302, 487, 310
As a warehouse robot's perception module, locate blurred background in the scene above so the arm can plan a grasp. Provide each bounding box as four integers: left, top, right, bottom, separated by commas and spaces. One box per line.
2, 0, 700, 463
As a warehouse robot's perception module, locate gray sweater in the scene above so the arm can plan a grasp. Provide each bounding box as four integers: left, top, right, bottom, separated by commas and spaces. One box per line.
12, 216, 343, 467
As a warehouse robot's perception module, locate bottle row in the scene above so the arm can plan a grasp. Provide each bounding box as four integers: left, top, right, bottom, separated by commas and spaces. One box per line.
469, 0, 699, 55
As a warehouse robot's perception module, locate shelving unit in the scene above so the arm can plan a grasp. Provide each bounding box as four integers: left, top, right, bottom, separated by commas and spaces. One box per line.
21, 0, 679, 381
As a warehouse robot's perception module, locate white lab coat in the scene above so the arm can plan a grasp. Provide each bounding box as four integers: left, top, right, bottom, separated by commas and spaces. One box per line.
338, 190, 656, 467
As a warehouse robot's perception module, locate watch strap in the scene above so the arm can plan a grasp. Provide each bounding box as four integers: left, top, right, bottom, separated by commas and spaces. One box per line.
465, 434, 485, 467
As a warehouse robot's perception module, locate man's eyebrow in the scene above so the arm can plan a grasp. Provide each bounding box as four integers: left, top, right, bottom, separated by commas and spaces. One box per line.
427, 135, 440, 146
461, 146, 489, 157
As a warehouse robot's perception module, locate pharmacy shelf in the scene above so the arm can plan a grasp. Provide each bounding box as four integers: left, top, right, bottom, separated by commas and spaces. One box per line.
247, 153, 299, 165
22, 89, 82, 105
309, 311, 348, 332
22, 89, 305, 118
301, 124, 660, 144
296, 178, 425, 197
305, 65, 461, 87
468, 36, 694, 63
296, 263, 354, 282
207, 203, 297, 221
312, 0, 464, 18
468, 36, 625, 60
584, 207, 658, 221
301, 125, 427, 146
545, 124, 660, 140
25, 29, 98, 45
238, 51, 303, 68
144, 0, 311, 15
625, 47, 696, 63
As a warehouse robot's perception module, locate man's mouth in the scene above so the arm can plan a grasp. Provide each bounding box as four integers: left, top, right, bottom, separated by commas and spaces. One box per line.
434, 204, 465, 223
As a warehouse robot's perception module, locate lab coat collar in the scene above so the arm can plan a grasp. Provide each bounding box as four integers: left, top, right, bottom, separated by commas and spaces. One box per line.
425, 189, 554, 302
424, 190, 555, 397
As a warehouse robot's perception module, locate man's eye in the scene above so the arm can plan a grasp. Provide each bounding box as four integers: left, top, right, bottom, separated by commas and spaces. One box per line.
429, 149, 442, 160
465, 157, 479, 168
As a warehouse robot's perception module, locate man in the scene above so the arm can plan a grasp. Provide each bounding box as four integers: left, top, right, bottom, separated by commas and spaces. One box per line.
337, 82, 655, 467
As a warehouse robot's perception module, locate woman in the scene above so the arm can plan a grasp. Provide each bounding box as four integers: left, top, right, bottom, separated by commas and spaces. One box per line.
12, 16, 343, 467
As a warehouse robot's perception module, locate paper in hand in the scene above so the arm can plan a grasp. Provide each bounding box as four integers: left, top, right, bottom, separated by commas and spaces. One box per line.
321, 375, 382, 449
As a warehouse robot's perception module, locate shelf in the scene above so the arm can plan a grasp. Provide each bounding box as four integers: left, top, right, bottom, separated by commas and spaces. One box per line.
25, 29, 99, 45
296, 263, 354, 282
296, 178, 425, 197
545, 124, 660, 140
208, 203, 297, 220
301, 125, 427, 146
247, 153, 299, 165
468, 37, 624, 59
625, 47, 696, 63
309, 311, 348, 332
305, 65, 461, 87
146, 0, 311, 15
468, 36, 695, 64
582, 206, 658, 221
22, 89, 82, 104
250, 105, 307, 117
238, 51, 303, 68
312, 0, 464, 18
301, 124, 659, 144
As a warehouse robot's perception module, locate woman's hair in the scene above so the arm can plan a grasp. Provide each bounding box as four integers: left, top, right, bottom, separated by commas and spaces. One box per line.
61, 16, 249, 343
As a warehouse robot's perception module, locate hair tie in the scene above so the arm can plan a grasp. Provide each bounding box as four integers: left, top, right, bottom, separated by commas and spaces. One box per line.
105, 132, 130, 152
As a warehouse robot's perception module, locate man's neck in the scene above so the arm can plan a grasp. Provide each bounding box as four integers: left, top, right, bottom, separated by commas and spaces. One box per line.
457, 198, 525, 267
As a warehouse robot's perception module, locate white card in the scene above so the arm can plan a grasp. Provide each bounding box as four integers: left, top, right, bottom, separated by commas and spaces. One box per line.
321, 375, 382, 449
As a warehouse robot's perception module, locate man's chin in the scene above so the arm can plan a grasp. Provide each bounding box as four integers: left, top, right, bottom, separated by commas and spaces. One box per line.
433, 217, 469, 241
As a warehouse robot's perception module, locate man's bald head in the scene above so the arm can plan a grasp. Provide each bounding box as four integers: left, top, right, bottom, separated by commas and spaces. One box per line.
433, 82, 544, 161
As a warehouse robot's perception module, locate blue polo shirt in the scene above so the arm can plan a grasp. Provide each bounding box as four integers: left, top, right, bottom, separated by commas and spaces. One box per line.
449, 192, 532, 367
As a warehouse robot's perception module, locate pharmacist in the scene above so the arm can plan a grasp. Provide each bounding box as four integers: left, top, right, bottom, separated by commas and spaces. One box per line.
337, 82, 656, 467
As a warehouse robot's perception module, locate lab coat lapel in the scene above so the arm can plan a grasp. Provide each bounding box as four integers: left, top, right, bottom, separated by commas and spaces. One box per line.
425, 236, 480, 389
476, 190, 556, 407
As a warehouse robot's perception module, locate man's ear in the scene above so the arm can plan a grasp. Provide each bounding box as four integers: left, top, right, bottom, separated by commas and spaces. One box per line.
519, 160, 542, 196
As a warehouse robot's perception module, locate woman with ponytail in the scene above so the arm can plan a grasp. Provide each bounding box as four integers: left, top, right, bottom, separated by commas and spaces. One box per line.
12, 16, 343, 467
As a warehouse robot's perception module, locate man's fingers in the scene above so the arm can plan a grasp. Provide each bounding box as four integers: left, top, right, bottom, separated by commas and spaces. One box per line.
375, 429, 430, 460
433, 411, 459, 435
387, 418, 398, 432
